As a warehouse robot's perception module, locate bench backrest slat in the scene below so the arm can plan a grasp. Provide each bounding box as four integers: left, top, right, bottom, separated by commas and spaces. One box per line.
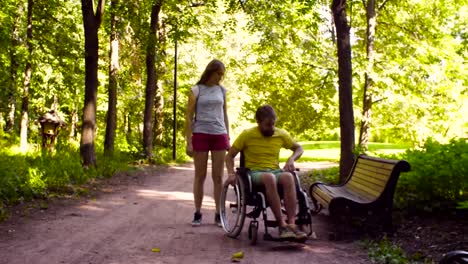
358, 158, 396, 170
353, 168, 390, 186
344, 185, 380, 201
346, 179, 382, 198
344, 157, 397, 200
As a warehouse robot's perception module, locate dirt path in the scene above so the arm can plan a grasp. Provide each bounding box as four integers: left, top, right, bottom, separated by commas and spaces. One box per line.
0, 162, 368, 264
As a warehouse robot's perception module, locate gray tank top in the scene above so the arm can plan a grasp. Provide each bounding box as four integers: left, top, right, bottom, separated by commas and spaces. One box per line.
192, 84, 227, 135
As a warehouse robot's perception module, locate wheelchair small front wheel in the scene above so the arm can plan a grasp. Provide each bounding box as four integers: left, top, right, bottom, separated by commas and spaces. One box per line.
297, 211, 313, 236
249, 221, 258, 245
220, 176, 247, 238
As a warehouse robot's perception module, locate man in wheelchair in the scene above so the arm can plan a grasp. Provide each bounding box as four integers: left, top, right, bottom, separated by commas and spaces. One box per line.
224, 105, 307, 241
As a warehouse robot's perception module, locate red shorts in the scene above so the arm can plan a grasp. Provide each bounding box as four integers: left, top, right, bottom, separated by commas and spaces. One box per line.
192, 133, 230, 152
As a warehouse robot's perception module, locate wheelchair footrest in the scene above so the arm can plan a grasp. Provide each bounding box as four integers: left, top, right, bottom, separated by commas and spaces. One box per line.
263, 233, 307, 243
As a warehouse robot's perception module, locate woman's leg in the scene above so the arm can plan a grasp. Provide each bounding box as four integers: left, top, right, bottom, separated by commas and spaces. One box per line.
193, 151, 209, 211
211, 150, 226, 214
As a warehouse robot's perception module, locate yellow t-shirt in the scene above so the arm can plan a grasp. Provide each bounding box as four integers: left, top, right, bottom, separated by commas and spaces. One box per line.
232, 126, 295, 170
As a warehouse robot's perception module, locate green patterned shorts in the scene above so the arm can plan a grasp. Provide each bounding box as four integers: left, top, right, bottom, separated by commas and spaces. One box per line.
249, 169, 284, 185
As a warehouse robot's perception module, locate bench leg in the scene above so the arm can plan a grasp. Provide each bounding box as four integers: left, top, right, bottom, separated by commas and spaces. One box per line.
328, 206, 352, 241
382, 208, 394, 235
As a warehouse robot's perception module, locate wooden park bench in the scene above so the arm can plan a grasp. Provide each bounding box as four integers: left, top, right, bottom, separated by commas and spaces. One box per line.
308, 154, 410, 237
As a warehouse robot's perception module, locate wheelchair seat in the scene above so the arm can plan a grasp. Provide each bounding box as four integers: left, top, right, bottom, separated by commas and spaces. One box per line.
220, 153, 314, 245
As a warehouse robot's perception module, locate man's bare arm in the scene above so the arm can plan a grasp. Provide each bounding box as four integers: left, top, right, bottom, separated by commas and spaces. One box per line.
283, 142, 304, 171
225, 146, 240, 185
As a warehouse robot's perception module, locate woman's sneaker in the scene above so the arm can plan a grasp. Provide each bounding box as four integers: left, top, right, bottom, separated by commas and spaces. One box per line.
278, 225, 296, 240
214, 213, 222, 227
192, 212, 202, 226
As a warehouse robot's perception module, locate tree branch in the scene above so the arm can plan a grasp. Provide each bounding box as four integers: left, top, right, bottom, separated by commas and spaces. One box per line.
378, 0, 390, 11
96, 0, 105, 26
190, 1, 205, 7
372, 97, 386, 104
379, 20, 421, 40
302, 62, 334, 71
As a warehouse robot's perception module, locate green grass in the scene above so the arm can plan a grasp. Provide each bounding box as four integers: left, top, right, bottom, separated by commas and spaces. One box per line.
279, 141, 411, 162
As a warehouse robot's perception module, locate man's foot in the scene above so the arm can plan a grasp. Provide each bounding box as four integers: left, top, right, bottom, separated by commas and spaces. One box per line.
278, 225, 296, 240
289, 224, 307, 240
192, 212, 202, 226
214, 213, 222, 227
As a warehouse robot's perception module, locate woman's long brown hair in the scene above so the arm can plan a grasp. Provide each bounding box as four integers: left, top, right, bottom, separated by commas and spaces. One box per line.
197, 59, 225, 85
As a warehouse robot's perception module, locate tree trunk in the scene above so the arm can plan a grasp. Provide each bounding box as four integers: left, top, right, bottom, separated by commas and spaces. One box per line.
358, 0, 377, 152
332, 0, 355, 183
143, 3, 161, 161
20, 0, 33, 152
69, 109, 78, 141
153, 20, 167, 147
6, 5, 22, 134
80, 0, 104, 167
104, 0, 119, 157
6, 95, 16, 134
125, 112, 132, 144
153, 84, 164, 146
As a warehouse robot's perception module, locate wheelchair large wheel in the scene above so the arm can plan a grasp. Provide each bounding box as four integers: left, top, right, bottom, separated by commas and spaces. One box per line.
220, 175, 247, 238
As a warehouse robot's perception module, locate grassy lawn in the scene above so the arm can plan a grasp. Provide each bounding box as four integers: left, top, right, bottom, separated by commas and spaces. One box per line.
279, 141, 411, 162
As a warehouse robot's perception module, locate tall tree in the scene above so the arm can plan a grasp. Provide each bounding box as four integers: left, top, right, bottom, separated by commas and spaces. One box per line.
354, 0, 468, 144
358, 0, 389, 151
5, 3, 23, 134
152, 18, 168, 147
223, 0, 339, 137
19, 0, 33, 152
104, 0, 119, 157
332, 0, 355, 182
143, 1, 162, 161
80, 0, 104, 167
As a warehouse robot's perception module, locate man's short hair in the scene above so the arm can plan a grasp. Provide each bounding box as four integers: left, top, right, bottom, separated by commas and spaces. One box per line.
255, 104, 277, 122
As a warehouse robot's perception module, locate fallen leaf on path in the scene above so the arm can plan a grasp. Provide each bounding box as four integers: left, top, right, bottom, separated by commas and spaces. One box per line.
151, 248, 161, 253
231, 251, 244, 262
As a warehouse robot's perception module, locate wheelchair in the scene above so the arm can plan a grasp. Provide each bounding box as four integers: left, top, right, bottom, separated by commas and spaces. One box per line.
220, 154, 314, 245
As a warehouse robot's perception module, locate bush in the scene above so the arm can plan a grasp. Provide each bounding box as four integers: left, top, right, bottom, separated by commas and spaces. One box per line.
300, 166, 340, 190
0, 143, 134, 212
393, 138, 468, 212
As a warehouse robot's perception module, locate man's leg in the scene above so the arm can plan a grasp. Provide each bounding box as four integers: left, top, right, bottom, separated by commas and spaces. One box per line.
278, 172, 297, 225
278, 172, 307, 239
260, 173, 288, 227
259, 172, 295, 239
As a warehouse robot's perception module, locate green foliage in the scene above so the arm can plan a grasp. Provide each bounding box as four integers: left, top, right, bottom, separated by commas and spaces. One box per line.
299, 166, 340, 190
0, 151, 30, 203
392, 138, 468, 212
0, 142, 134, 213
456, 200, 468, 210
363, 236, 409, 264
282, 141, 409, 162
